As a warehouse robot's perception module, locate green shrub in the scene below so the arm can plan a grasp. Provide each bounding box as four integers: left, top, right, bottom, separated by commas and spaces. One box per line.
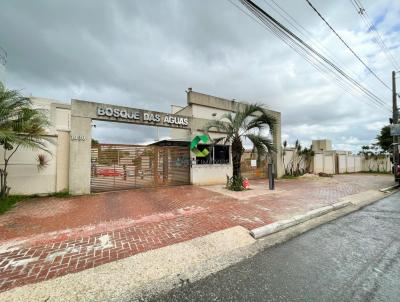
0, 195, 27, 214
0, 190, 71, 215
226, 175, 245, 191
49, 190, 71, 198
280, 175, 298, 179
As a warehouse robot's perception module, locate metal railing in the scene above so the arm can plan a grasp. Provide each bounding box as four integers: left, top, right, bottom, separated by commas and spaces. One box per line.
90, 144, 191, 192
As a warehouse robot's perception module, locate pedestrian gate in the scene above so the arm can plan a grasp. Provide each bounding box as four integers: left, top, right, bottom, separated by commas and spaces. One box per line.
241, 151, 269, 179
90, 144, 190, 192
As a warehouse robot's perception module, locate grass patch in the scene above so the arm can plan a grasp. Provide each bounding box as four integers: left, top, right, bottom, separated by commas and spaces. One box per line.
341, 171, 391, 175
362, 171, 392, 175
0, 190, 72, 214
48, 190, 71, 198
280, 175, 299, 179
0, 195, 28, 214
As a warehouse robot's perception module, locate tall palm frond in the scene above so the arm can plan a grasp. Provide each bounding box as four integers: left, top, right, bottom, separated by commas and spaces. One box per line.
246, 133, 276, 158
203, 103, 277, 177
0, 84, 53, 197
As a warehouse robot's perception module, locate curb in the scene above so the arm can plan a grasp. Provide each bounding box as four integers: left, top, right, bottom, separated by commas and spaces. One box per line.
250, 188, 397, 239
379, 184, 400, 192
250, 200, 350, 239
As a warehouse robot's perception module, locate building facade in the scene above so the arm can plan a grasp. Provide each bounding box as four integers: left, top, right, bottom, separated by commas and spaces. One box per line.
2, 90, 283, 195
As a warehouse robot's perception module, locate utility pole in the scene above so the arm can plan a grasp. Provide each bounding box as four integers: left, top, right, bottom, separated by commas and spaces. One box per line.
393, 71, 398, 125
392, 71, 399, 175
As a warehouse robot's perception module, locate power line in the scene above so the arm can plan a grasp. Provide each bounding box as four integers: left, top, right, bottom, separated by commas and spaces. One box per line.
262, 0, 369, 94
233, 0, 391, 112
227, 0, 365, 102
243, 0, 390, 111
349, 0, 400, 71
305, 0, 392, 91
256, 5, 379, 106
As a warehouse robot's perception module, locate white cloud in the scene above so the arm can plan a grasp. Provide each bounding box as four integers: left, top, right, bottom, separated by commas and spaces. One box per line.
365, 121, 387, 131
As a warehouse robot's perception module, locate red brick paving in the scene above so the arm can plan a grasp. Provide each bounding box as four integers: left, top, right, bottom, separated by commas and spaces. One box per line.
0, 174, 394, 292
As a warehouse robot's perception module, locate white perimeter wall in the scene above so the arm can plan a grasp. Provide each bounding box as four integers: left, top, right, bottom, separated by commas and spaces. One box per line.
283, 147, 392, 176
0, 138, 58, 195
313, 153, 336, 174
313, 152, 391, 175
0, 131, 70, 195
191, 164, 233, 185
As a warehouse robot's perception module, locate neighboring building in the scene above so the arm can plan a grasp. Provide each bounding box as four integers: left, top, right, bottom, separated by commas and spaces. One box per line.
312, 139, 332, 152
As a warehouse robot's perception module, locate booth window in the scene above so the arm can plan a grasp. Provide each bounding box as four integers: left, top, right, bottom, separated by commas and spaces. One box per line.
196, 145, 229, 165
214, 145, 229, 164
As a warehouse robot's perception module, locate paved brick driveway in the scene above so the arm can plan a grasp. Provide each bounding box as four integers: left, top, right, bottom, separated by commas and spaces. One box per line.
0, 174, 394, 292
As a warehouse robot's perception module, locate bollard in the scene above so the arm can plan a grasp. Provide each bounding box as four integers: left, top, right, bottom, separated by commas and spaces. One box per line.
268, 162, 275, 190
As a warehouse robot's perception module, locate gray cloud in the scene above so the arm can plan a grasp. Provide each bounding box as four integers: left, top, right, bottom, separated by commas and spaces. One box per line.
0, 0, 399, 151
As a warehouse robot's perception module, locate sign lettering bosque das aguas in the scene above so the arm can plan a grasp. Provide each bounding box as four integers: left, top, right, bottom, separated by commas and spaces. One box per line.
96, 107, 189, 127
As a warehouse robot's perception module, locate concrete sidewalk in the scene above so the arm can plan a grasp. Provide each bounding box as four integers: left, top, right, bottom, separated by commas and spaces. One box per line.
0, 173, 395, 293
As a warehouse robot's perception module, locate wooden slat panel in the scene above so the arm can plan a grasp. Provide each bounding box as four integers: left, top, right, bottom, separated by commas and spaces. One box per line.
91, 144, 190, 192
241, 158, 268, 180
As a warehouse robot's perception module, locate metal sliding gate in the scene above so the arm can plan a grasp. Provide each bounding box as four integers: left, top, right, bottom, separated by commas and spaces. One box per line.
90, 144, 190, 193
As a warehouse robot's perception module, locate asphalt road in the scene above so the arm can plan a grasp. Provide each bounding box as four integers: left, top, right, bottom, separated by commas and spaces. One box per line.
144, 191, 400, 302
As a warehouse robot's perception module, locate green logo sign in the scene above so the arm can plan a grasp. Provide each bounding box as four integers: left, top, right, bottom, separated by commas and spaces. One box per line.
190, 135, 209, 157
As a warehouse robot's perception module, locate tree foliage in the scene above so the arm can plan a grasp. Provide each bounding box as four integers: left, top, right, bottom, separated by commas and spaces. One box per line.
204, 103, 276, 179
375, 125, 392, 152
91, 138, 100, 147
282, 140, 314, 176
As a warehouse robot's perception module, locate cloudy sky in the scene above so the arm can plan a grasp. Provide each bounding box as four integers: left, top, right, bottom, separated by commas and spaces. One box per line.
1, 0, 399, 151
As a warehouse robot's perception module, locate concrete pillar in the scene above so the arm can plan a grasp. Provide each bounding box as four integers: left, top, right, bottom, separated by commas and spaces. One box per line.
69, 115, 92, 194
56, 131, 70, 192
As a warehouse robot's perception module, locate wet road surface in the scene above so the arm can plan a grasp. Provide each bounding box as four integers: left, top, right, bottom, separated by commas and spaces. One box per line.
144, 191, 400, 302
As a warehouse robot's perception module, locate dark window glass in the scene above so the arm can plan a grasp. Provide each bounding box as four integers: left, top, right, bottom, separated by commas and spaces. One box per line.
214, 145, 230, 164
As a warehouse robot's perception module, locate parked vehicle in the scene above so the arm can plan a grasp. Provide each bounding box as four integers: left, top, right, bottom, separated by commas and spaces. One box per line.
97, 168, 123, 177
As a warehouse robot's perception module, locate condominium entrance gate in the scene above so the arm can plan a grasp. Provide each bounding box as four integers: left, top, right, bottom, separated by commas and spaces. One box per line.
90, 144, 190, 192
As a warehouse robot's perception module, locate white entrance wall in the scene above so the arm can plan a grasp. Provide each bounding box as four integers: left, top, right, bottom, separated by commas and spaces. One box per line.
191, 164, 233, 185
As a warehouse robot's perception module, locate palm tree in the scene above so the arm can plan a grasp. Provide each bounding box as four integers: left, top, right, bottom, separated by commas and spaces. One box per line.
0, 84, 51, 197
300, 145, 314, 173
204, 104, 276, 177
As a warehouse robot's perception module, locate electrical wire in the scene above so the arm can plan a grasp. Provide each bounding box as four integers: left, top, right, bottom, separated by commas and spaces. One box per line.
349, 0, 400, 71
305, 0, 392, 91
262, 0, 371, 101
232, 0, 391, 112
228, 0, 361, 101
